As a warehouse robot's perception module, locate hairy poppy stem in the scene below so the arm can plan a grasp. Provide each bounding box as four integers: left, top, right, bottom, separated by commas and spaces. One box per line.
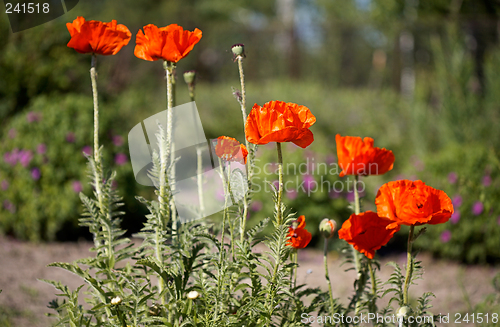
368, 258, 377, 312
324, 238, 336, 317
276, 142, 283, 225
90, 55, 99, 165
214, 157, 229, 322
265, 142, 285, 321
236, 54, 251, 242
89, 54, 116, 322
403, 225, 415, 305
353, 175, 362, 314
164, 61, 177, 240
294, 250, 298, 290
90, 55, 103, 222
186, 85, 205, 220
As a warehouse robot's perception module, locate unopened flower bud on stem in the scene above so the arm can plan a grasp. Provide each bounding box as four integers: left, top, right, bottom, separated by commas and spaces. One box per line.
319, 218, 337, 239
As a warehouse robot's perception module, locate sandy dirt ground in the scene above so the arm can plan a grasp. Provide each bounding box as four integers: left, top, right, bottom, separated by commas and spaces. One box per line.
0, 236, 498, 326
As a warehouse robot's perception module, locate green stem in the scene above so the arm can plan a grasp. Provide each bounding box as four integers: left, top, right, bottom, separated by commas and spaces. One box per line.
226, 162, 236, 259
276, 143, 283, 225
164, 61, 177, 239
90, 55, 103, 250
403, 225, 415, 305
240, 197, 248, 244
266, 142, 285, 322
368, 258, 377, 313
189, 89, 205, 220
353, 175, 362, 314
90, 53, 114, 322
214, 158, 229, 322
237, 55, 252, 242
324, 239, 336, 317
293, 250, 298, 290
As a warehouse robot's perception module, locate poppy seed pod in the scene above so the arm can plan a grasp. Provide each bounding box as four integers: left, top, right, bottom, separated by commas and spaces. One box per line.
231, 43, 245, 57
183, 70, 196, 85
319, 218, 337, 239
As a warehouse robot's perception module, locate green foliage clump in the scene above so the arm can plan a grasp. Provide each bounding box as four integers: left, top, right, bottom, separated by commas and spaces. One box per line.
0, 94, 137, 241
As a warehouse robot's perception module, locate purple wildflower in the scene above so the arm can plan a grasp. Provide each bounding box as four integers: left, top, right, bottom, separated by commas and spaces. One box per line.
26, 111, 41, 123
303, 174, 316, 192
82, 146, 92, 156
440, 230, 452, 243
31, 168, 40, 180
114, 153, 128, 166
112, 135, 124, 147
329, 189, 341, 199
482, 175, 492, 187
66, 132, 76, 143
346, 191, 355, 202
18, 150, 33, 167
1, 180, 9, 191
72, 181, 83, 193
472, 201, 484, 216
450, 211, 460, 224
452, 195, 462, 208
286, 188, 298, 200
3, 200, 16, 214
448, 172, 458, 184
37, 143, 47, 155
250, 200, 263, 212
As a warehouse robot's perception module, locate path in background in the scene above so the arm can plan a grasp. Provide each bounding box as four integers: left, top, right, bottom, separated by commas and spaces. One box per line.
0, 236, 498, 326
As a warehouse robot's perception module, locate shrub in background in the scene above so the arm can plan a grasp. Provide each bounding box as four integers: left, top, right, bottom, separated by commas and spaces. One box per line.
0, 94, 142, 241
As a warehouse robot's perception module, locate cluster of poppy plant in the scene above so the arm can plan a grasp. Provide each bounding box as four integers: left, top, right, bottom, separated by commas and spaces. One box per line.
65, 16, 454, 262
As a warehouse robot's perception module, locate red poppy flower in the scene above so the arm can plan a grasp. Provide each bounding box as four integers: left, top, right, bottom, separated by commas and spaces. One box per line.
375, 180, 454, 229
338, 211, 400, 259
66, 17, 131, 55
335, 135, 395, 177
134, 24, 202, 63
245, 101, 316, 148
287, 215, 312, 249
215, 136, 248, 164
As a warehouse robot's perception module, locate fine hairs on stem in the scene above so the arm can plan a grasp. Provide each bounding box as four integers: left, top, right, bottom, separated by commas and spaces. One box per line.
234, 49, 251, 243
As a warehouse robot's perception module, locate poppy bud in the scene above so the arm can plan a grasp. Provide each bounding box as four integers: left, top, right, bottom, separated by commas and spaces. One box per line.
319, 218, 337, 239
397, 306, 411, 318
231, 43, 245, 58
183, 70, 196, 85
187, 290, 200, 300
111, 296, 122, 305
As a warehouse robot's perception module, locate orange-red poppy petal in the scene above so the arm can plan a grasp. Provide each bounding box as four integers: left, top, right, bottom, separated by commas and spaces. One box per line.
134, 24, 202, 63
338, 211, 400, 259
375, 180, 454, 227
287, 226, 312, 249
215, 136, 248, 164
336, 134, 395, 177
66, 17, 131, 55
245, 101, 316, 148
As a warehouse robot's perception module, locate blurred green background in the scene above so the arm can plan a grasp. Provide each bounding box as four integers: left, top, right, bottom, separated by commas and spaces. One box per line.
1, 0, 500, 263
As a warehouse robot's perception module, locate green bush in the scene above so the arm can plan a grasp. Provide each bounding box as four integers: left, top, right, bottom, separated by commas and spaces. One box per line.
414, 143, 500, 263
0, 94, 141, 241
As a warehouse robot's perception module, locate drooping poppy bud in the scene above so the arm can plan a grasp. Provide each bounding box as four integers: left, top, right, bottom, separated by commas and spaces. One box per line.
319, 218, 337, 239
